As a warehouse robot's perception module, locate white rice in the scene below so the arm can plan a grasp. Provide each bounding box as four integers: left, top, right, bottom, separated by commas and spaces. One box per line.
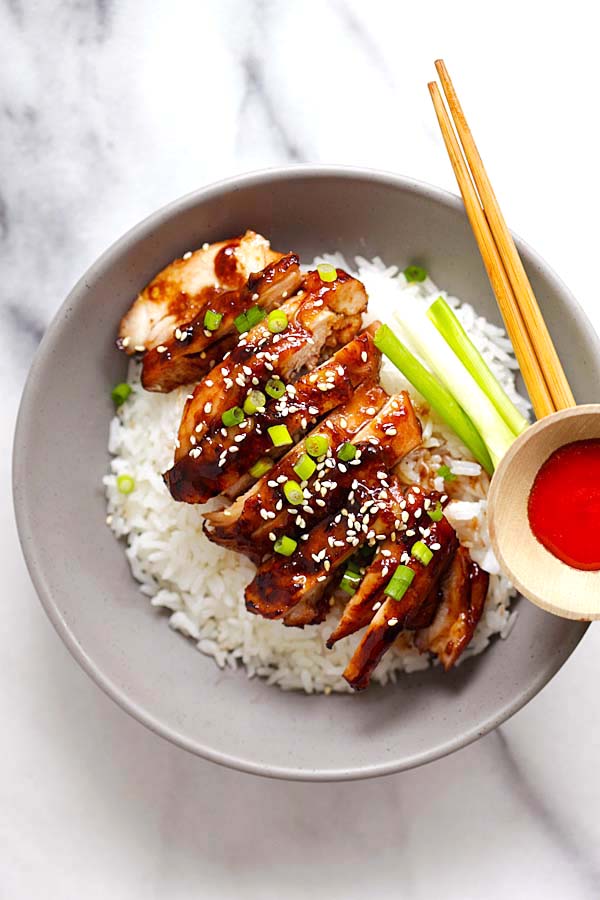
104, 256, 527, 692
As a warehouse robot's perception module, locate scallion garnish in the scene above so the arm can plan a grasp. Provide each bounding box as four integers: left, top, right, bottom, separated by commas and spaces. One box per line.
274, 535, 297, 556
117, 474, 135, 495
293, 453, 316, 482
306, 433, 329, 458
403, 264, 427, 283
337, 442, 356, 462
427, 296, 529, 437
222, 406, 245, 427
246, 305, 266, 328
427, 501, 444, 522
340, 566, 362, 596
383, 564, 415, 601
267, 310, 288, 334
268, 424, 293, 447
374, 325, 493, 474
203, 309, 223, 331
249, 457, 273, 479
265, 377, 286, 399
234, 312, 249, 334
111, 382, 131, 406
411, 541, 433, 566
437, 465, 456, 482
283, 479, 304, 505
317, 263, 337, 283
243, 390, 266, 416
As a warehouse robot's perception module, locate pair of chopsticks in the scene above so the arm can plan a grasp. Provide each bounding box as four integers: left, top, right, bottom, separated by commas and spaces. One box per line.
428, 59, 574, 420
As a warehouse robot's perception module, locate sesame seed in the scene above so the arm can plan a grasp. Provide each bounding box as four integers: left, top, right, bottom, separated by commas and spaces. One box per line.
387, 617, 399, 627
204, 402, 212, 414
260, 510, 269, 520
366, 407, 376, 416
121, 336, 131, 348
430, 542, 441, 550
252, 292, 259, 301
134, 344, 145, 353
269, 532, 276, 541
202, 242, 209, 250
361, 351, 368, 362
183, 250, 192, 260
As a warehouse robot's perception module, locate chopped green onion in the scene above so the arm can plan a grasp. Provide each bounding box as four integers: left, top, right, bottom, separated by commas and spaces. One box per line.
267, 309, 288, 333
293, 453, 317, 482
437, 464, 456, 482
117, 474, 135, 495
265, 377, 286, 399
427, 296, 529, 437
203, 309, 223, 331
111, 382, 131, 406
374, 325, 493, 475
249, 457, 273, 479
389, 304, 516, 468
337, 442, 357, 462
222, 406, 245, 427
427, 501, 444, 522
234, 311, 249, 334
411, 541, 433, 566
404, 264, 427, 283
243, 390, 266, 415
268, 424, 293, 447
283, 479, 304, 505
384, 564, 415, 601
274, 535, 297, 556
306, 433, 330, 458
317, 263, 337, 283
340, 567, 362, 596
246, 305, 266, 328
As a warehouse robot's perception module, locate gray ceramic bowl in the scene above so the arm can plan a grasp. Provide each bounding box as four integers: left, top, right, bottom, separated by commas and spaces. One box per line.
13, 167, 598, 781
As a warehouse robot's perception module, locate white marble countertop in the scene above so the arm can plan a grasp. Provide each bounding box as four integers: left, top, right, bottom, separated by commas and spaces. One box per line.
3, 1, 600, 897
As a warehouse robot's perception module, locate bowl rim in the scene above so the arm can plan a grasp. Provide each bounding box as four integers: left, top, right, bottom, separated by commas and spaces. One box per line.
13, 164, 595, 781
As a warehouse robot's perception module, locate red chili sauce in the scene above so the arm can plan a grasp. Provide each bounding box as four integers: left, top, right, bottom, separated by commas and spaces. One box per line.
527, 439, 600, 571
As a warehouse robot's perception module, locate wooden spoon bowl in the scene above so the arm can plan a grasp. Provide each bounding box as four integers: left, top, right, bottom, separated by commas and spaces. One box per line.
488, 404, 600, 620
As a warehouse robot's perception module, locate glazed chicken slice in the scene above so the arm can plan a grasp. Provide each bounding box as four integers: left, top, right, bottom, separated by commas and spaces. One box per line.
165, 318, 374, 506
244, 419, 423, 623
169, 268, 367, 459
141, 253, 302, 392
342, 514, 459, 690
118, 230, 280, 354
415, 547, 489, 670
203, 381, 389, 560
326, 486, 445, 647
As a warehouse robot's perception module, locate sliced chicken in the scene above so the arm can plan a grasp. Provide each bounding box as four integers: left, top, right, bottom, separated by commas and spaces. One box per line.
164, 292, 371, 505
342, 515, 459, 690
141, 253, 302, 392
118, 230, 280, 354
244, 418, 423, 623
415, 548, 489, 670
327, 486, 444, 647
203, 381, 389, 561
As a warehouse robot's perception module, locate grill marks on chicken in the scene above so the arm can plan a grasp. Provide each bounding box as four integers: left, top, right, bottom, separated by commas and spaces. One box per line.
141, 253, 302, 392
244, 404, 423, 621
203, 381, 389, 561
118, 231, 280, 355
164, 293, 371, 505
342, 513, 459, 690
125, 234, 492, 688
415, 547, 489, 670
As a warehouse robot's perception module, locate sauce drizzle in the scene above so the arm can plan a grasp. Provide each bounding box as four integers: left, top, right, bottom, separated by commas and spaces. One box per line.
527, 438, 600, 571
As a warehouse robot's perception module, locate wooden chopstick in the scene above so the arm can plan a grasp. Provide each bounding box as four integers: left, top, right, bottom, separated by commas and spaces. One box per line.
428, 80, 556, 420
434, 59, 575, 412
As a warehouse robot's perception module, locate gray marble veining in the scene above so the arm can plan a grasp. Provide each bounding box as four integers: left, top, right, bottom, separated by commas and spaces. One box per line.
2, 1, 600, 897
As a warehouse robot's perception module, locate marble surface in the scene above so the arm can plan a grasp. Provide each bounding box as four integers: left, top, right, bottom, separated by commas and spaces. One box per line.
2, 1, 600, 897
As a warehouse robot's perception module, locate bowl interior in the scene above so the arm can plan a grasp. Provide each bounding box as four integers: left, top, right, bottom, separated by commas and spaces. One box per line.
13, 169, 598, 780
489, 404, 600, 620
